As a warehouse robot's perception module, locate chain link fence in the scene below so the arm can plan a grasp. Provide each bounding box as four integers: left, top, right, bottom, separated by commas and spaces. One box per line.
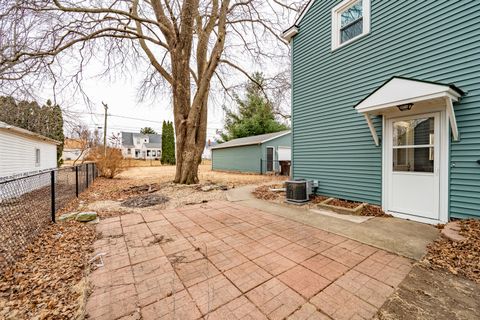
0, 163, 98, 269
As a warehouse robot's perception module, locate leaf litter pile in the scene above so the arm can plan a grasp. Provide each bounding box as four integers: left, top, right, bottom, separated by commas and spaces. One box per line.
0, 221, 96, 319
423, 219, 480, 283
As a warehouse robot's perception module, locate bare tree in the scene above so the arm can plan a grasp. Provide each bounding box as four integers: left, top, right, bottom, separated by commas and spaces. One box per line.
0, 0, 304, 184
69, 124, 94, 165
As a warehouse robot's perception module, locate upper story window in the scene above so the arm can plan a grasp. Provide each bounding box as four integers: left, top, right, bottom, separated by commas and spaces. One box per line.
332, 0, 370, 50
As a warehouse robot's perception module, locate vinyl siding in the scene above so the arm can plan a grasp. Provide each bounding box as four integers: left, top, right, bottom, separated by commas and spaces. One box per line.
292, 0, 480, 217
0, 130, 58, 178
212, 144, 262, 173
212, 133, 292, 173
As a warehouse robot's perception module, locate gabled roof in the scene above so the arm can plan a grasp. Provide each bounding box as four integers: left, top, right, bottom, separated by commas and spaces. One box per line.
121, 131, 162, 147
0, 121, 61, 145
354, 76, 465, 113
211, 130, 291, 150
281, 0, 314, 42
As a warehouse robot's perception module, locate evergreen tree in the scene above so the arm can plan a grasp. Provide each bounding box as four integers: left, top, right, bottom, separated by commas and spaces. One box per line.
220, 72, 289, 142
140, 127, 157, 134
161, 121, 176, 165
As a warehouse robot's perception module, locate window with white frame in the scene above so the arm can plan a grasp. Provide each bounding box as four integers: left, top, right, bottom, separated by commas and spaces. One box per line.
35, 148, 40, 166
332, 0, 370, 50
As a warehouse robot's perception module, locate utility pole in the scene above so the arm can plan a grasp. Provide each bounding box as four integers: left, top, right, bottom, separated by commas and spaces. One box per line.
102, 102, 108, 157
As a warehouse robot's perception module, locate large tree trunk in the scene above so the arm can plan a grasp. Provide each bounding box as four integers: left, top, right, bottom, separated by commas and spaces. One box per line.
173, 115, 207, 184
172, 83, 208, 185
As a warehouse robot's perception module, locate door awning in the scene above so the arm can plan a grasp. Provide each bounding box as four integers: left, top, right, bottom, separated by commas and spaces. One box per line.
354, 77, 465, 146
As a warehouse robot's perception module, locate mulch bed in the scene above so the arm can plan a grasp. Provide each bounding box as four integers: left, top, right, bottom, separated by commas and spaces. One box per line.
361, 205, 392, 218
121, 194, 170, 208
0, 221, 96, 319
422, 219, 480, 283
327, 198, 362, 209
252, 184, 285, 201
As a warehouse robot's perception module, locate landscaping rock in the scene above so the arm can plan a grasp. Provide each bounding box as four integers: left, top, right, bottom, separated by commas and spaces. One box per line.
87, 217, 101, 225
441, 221, 466, 242
58, 212, 79, 222
75, 212, 98, 222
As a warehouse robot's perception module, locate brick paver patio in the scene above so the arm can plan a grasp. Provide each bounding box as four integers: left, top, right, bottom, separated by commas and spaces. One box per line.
86, 200, 413, 320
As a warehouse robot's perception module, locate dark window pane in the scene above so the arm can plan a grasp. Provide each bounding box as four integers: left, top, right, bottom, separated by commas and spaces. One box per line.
393, 147, 434, 173
340, 18, 363, 43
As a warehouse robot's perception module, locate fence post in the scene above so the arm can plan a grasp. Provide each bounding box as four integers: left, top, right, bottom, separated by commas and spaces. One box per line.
75, 166, 79, 197
86, 163, 89, 188
50, 170, 56, 223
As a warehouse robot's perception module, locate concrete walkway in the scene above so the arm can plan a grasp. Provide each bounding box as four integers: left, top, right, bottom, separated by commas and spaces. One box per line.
87, 200, 414, 320
227, 186, 439, 260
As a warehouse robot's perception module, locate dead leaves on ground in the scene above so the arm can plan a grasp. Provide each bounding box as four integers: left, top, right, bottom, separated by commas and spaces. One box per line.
0, 221, 96, 319
423, 219, 480, 283
252, 185, 285, 201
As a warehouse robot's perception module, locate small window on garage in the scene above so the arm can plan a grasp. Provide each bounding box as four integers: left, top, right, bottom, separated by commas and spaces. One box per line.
332, 0, 370, 50
35, 148, 40, 166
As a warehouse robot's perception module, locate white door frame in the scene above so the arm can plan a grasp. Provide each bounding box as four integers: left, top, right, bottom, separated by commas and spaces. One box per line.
382, 108, 449, 224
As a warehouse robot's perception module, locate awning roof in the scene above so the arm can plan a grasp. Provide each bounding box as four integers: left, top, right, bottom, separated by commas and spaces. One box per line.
354, 77, 464, 114
354, 77, 465, 146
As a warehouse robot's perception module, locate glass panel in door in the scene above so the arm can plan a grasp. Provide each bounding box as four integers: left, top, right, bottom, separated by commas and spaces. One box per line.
392, 117, 434, 173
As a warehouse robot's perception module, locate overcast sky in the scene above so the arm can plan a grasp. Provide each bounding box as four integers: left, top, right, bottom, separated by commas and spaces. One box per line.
33, 2, 302, 142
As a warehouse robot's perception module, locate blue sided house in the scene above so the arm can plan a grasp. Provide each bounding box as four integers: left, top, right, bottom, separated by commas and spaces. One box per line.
282, 0, 479, 224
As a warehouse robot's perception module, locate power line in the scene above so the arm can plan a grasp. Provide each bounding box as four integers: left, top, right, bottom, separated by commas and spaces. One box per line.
68, 111, 166, 124
68, 110, 224, 130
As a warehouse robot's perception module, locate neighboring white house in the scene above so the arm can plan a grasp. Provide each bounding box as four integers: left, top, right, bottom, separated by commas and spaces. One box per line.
202, 139, 218, 160
62, 138, 90, 162
0, 121, 60, 178
121, 132, 162, 160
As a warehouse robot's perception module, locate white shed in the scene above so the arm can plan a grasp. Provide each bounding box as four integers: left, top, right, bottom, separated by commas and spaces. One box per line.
0, 121, 60, 178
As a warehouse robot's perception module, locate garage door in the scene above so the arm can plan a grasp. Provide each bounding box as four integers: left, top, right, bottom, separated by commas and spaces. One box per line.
278, 147, 291, 161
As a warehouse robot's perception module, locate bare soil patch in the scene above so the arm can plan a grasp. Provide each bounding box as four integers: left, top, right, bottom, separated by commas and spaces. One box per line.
121, 194, 170, 208
422, 219, 480, 283
376, 264, 480, 320
0, 221, 96, 320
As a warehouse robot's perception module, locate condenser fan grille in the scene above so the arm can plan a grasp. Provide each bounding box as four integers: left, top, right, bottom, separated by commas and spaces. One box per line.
286, 181, 308, 202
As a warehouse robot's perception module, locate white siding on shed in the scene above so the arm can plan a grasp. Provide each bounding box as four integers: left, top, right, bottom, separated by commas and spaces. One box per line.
0, 130, 57, 178
278, 147, 292, 161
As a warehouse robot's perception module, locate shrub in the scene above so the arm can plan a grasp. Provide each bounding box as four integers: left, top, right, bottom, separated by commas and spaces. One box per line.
87, 147, 124, 178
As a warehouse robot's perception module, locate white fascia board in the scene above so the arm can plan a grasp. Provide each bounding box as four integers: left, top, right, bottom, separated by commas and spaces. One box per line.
281, 0, 315, 42
355, 77, 463, 114
356, 92, 456, 114
295, 0, 315, 26
281, 26, 299, 43
211, 142, 261, 150
260, 131, 291, 144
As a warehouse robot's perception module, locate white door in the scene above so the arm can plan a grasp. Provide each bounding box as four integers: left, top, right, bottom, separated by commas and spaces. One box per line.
386, 113, 440, 220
